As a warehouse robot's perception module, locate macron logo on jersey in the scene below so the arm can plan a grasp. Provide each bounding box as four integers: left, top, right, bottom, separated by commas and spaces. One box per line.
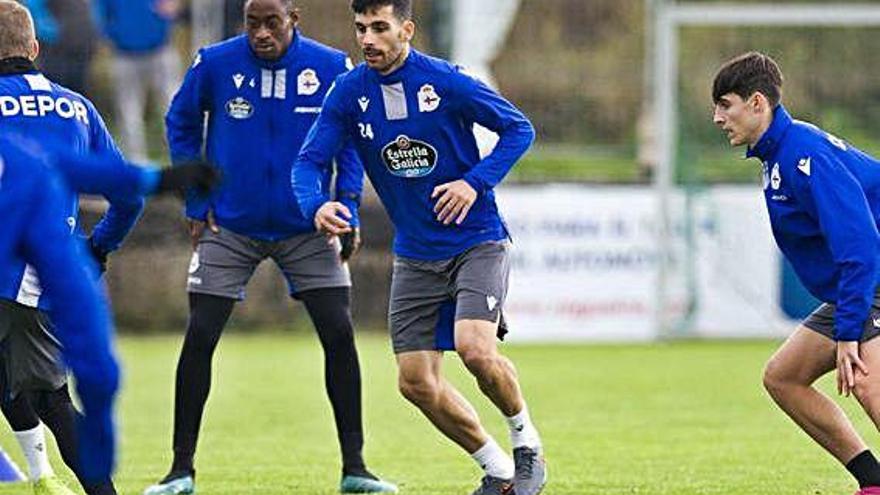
0, 94, 89, 124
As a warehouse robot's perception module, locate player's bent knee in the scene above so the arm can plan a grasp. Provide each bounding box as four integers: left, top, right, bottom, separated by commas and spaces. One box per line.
398, 375, 439, 406
852, 373, 880, 405
762, 360, 789, 398
459, 351, 501, 380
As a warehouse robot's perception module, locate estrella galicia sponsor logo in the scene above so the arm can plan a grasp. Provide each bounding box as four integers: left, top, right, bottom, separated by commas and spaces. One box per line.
381, 135, 438, 178
225, 97, 254, 120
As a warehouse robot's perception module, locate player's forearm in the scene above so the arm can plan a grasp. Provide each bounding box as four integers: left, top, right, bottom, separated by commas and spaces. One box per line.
89, 196, 145, 254
166, 124, 206, 167
334, 148, 364, 228
165, 86, 207, 166
57, 152, 161, 197
463, 119, 535, 194
338, 194, 361, 228
333, 140, 364, 200
292, 157, 331, 223
833, 258, 877, 340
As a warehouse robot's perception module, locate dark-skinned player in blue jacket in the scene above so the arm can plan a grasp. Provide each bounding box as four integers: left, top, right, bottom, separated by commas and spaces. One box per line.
292, 1, 546, 494
0, 132, 216, 495
713, 52, 880, 495
145, 1, 396, 494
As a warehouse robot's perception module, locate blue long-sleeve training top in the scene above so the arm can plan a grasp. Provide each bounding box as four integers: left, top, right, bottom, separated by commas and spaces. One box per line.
166, 32, 363, 241
0, 138, 123, 483
293, 49, 535, 260
749, 105, 880, 341
0, 60, 144, 309
0, 134, 165, 482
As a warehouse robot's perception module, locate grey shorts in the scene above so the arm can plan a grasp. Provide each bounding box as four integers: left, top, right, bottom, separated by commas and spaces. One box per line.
389, 241, 510, 354
187, 228, 351, 300
0, 300, 66, 398
802, 290, 880, 342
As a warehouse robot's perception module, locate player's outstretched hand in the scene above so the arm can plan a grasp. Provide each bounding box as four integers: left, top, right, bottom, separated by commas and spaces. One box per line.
315, 201, 353, 236
157, 163, 220, 196
836, 340, 868, 397
432, 179, 477, 225
340, 228, 362, 262
188, 210, 219, 251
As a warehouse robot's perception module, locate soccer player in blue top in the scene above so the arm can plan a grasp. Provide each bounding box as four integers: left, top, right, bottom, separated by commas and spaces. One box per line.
0, 132, 217, 495
0, 2, 139, 494
144, 1, 396, 494
0, 139, 124, 495
713, 52, 880, 495
293, 1, 546, 494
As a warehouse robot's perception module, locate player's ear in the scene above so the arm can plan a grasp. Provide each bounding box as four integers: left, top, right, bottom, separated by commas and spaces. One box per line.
748, 92, 766, 113
289, 7, 300, 28
401, 19, 415, 43
29, 39, 39, 61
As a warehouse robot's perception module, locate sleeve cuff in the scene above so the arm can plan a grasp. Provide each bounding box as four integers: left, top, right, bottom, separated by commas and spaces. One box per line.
463, 174, 485, 198
835, 327, 864, 341
340, 197, 360, 228
185, 201, 210, 221
299, 196, 328, 225
140, 168, 162, 195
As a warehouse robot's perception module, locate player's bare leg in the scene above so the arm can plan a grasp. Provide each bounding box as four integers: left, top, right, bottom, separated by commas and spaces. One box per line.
397, 351, 488, 451
455, 320, 523, 416
396, 351, 514, 494
851, 337, 880, 432
455, 319, 546, 495
764, 326, 880, 491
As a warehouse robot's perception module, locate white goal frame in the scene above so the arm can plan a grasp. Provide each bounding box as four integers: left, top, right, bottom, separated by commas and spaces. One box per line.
652, 2, 880, 336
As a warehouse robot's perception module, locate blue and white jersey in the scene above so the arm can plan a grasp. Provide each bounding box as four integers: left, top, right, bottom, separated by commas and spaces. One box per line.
0, 140, 121, 482
293, 49, 535, 260
166, 32, 362, 241
0, 61, 144, 309
748, 105, 880, 341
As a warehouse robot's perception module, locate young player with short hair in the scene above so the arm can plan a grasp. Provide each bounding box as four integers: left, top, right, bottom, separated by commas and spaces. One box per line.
713, 51, 880, 495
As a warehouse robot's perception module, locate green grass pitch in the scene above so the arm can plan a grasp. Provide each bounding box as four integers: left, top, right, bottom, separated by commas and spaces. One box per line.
0, 333, 873, 494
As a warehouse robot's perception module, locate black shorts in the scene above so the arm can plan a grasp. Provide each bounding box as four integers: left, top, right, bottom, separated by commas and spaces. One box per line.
0, 300, 66, 399
802, 290, 880, 342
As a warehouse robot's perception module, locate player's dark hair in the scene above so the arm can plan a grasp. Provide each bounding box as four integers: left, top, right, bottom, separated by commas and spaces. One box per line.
350, 0, 412, 21
712, 51, 783, 107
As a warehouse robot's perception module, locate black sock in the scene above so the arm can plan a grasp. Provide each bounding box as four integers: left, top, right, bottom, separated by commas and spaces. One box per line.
847, 450, 880, 488
30, 385, 117, 495
300, 287, 371, 478
171, 293, 235, 476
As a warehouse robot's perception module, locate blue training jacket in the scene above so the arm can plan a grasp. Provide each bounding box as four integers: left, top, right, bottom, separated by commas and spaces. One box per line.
0, 63, 145, 309
93, 0, 172, 53
0, 135, 161, 483
167, 32, 363, 241
293, 49, 535, 260
749, 105, 880, 341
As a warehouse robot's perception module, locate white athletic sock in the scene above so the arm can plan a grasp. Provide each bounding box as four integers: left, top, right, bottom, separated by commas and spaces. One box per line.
14, 424, 53, 481
506, 404, 542, 449
471, 437, 515, 480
